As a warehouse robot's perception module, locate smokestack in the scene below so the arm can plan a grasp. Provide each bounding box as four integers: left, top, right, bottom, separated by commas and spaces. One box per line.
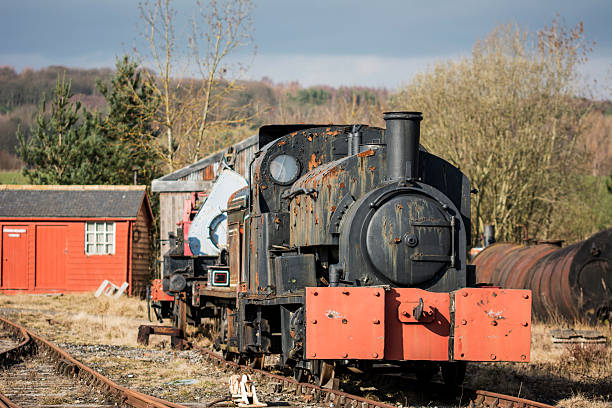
384, 111, 422, 181
484, 225, 496, 247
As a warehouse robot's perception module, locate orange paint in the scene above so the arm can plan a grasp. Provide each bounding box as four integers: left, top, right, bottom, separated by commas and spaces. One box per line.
306, 287, 385, 359
453, 288, 532, 362
308, 153, 319, 171
358, 149, 374, 158
305, 287, 532, 362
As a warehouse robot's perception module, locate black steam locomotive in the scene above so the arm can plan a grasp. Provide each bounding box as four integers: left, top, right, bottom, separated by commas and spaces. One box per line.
162, 112, 532, 387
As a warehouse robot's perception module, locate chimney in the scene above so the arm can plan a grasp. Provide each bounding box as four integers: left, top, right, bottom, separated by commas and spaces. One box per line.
384, 111, 422, 181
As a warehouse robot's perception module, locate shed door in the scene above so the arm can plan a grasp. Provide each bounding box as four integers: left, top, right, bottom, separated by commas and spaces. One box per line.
1, 227, 29, 289
36, 225, 67, 289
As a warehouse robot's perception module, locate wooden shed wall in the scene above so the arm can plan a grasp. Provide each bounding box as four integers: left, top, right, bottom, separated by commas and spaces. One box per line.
0, 219, 144, 294
131, 203, 152, 295
159, 192, 191, 261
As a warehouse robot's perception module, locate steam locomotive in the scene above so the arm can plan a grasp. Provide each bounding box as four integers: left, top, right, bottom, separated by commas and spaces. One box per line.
161, 112, 532, 387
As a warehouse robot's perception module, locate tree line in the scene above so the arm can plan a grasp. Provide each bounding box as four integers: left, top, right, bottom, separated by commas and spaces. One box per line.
8, 1, 612, 244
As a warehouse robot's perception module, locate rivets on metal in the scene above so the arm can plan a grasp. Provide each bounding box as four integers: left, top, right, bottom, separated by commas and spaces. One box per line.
374, 292, 380, 297
491, 320, 498, 326
490, 354, 497, 360
521, 354, 527, 361
342, 319, 348, 324
311, 353, 316, 358
402, 311, 410, 317
462, 292, 468, 297
372, 319, 380, 325
461, 319, 467, 325
522, 322, 529, 327
312, 320, 317, 325
343, 353, 348, 358
342, 290, 350, 295
492, 292, 497, 297
523, 294, 529, 299
313, 291, 318, 296
372, 353, 378, 358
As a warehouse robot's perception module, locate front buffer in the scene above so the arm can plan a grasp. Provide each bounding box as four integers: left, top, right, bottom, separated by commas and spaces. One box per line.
305, 287, 531, 362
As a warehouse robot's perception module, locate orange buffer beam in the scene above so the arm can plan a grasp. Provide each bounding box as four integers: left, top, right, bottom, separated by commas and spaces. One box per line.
305, 287, 531, 362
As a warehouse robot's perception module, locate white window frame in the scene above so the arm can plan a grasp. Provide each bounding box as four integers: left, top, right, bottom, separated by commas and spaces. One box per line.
85, 222, 116, 255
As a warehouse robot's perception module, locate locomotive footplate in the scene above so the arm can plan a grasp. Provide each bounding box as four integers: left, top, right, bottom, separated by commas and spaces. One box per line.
305, 287, 531, 362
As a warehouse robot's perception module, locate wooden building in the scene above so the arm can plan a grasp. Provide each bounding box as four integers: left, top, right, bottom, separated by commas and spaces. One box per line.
0, 185, 152, 295
152, 135, 259, 262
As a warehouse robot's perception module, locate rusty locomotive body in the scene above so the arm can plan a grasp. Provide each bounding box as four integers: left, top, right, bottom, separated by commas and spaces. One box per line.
161, 112, 532, 386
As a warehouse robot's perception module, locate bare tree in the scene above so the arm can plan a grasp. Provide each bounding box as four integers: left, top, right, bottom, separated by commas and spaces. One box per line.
137, 0, 256, 170
392, 20, 598, 243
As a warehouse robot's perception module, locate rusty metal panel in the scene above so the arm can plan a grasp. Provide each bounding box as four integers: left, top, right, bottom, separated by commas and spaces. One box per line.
454, 287, 531, 362
1, 226, 29, 289
385, 288, 451, 361
306, 287, 385, 360
228, 223, 241, 285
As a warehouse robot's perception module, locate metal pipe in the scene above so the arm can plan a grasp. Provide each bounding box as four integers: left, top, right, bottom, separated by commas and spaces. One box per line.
383, 111, 422, 181
483, 225, 496, 247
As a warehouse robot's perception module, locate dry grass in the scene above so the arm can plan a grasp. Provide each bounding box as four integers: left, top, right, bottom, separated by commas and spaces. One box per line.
1, 293, 610, 406
465, 321, 612, 407
0, 292, 156, 346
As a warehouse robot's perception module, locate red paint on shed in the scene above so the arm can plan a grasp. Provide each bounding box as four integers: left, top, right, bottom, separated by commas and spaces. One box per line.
0, 185, 152, 295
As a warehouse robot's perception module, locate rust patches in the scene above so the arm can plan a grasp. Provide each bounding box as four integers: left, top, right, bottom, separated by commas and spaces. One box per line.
307, 133, 313, 141
358, 149, 374, 158
295, 196, 301, 205
274, 217, 281, 224
315, 215, 319, 225
369, 166, 376, 172
339, 182, 345, 189
325, 130, 340, 136
331, 205, 337, 213
261, 185, 267, 190
308, 153, 319, 171
277, 140, 287, 146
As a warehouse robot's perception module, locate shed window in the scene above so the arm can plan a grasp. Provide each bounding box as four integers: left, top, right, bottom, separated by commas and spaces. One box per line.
85, 222, 115, 255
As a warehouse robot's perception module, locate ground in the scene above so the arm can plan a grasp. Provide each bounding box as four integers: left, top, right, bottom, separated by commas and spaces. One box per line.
0, 293, 610, 407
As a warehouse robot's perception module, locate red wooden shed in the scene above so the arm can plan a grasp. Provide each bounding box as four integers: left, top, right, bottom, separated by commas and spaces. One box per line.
0, 185, 152, 295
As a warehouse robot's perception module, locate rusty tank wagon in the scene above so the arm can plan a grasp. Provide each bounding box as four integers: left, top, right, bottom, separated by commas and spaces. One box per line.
473, 228, 611, 322
160, 112, 533, 387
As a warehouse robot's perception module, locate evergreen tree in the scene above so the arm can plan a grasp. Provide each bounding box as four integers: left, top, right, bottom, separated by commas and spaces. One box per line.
97, 55, 161, 186
17, 74, 110, 184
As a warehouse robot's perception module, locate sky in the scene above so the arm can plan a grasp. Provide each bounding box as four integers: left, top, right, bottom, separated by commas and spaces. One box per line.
1, 0, 611, 97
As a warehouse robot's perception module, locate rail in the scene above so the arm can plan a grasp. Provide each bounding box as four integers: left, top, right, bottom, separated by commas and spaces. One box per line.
0, 317, 188, 408
176, 339, 556, 408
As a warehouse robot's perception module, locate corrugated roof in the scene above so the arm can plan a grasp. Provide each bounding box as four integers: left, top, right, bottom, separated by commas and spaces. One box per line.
0, 185, 147, 218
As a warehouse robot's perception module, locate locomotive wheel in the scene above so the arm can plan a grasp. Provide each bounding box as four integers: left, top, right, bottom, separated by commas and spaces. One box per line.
248, 355, 265, 370
415, 362, 439, 384
440, 361, 467, 389
314, 361, 336, 388
293, 367, 308, 383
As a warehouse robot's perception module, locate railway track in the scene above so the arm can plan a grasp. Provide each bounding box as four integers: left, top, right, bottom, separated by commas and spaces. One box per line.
0, 316, 556, 408
174, 338, 556, 408
0, 317, 188, 408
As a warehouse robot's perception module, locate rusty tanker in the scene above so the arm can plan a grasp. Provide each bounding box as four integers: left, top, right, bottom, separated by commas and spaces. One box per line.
473, 228, 612, 322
